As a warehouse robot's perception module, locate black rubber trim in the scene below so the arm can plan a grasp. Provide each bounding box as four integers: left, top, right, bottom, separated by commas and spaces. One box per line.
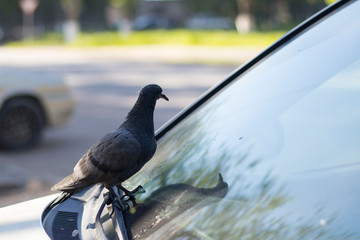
155, 0, 354, 141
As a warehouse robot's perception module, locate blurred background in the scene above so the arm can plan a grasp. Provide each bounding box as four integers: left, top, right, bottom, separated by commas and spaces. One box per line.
0, 0, 334, 43
0, 0, 334, 207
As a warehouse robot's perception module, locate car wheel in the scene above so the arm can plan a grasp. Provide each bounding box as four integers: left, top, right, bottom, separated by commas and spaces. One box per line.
0, 98, 45, 150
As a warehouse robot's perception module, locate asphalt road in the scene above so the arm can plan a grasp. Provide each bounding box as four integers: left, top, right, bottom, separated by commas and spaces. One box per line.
0, 46, 260, 206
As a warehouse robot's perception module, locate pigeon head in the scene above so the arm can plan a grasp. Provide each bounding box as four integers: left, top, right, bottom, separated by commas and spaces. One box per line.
125, 84, 168, 123
123, 84, 168, 132
140, 84, 169, 102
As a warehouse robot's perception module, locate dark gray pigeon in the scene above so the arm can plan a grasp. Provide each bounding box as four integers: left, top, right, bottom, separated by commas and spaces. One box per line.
51, 84, 168, 199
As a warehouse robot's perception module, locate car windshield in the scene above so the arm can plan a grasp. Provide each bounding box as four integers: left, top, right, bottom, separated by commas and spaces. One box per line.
124, 1, 360, 239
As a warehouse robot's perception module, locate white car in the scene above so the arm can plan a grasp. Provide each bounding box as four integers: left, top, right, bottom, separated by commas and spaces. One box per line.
0, 68, 74, 149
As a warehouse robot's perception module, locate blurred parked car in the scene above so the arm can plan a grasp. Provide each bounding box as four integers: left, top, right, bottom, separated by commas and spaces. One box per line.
0, 69, 74, 149
1, 0, 359, 239
186, 13, 235, 30
133, 14, 170, 30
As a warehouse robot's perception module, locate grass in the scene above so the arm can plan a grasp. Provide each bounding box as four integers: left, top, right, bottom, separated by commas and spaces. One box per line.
6, 30, 286, 47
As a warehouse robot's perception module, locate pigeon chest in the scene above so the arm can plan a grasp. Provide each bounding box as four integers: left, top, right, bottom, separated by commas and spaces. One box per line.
138, 135, 157, 163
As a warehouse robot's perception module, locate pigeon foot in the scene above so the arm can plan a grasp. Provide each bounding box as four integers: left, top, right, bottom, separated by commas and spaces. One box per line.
116, 184, 145, 206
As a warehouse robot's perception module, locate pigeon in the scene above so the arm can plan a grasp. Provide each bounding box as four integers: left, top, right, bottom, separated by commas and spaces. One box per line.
51, 84, 168, 203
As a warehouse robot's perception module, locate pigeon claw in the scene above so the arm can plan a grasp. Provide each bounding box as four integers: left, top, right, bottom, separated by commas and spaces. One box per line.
117, 184, 145, 207
121, 194, 137, 207
103, 191, 115, 205
131, 185, 146, 195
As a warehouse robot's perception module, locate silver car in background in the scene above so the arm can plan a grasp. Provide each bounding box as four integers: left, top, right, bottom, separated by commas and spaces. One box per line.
0, 69, 74, 149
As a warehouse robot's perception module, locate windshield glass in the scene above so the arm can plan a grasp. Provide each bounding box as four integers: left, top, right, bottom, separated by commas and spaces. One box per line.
124, 1, 360, 239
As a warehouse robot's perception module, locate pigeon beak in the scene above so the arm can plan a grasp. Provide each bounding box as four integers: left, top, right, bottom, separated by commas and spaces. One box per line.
160, 93, 169, 101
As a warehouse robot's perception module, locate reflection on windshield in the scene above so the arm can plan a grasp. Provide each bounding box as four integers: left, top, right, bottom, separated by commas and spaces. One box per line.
129, 174, 228, 239
124, 1, 360, 239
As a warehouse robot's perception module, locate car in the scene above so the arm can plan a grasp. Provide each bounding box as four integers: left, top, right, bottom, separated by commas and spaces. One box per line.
133, 15, 170, 30
0, 69, 74, 149
185, 13, 235, 30
1, 0, 360, 239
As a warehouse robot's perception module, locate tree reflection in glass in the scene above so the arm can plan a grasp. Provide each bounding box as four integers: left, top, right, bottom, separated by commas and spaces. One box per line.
123, 2, 360, 238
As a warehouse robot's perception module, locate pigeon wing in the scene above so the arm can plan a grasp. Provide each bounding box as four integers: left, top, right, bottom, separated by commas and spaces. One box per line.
51, 129, 141, 191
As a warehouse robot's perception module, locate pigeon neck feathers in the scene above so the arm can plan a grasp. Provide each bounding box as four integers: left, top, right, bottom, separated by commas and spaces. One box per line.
123, 101, 155, 133
122, 87, 158, 135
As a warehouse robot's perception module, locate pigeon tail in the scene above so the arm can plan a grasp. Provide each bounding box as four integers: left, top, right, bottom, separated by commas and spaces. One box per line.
51, 174, 89, 192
